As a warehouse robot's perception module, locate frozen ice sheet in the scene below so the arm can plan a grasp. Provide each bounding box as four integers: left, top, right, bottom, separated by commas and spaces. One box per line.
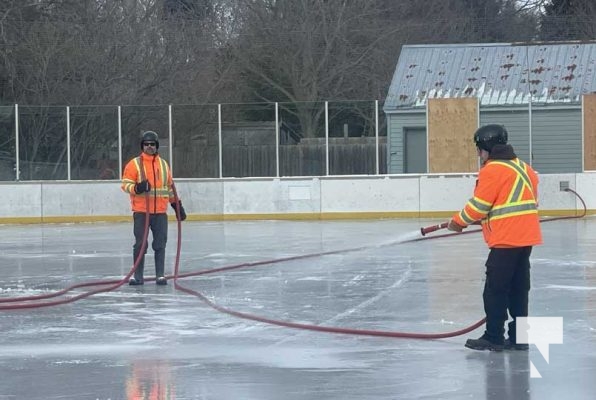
0, 218, 595, 399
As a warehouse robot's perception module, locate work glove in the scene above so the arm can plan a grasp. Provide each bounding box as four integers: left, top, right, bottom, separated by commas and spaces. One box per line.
170, 201, 187, 221
134, 180, 151, 194
447, 219, 465, 233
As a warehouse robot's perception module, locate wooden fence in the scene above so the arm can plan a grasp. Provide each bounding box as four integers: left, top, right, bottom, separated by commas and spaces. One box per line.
175, 136, 387, 178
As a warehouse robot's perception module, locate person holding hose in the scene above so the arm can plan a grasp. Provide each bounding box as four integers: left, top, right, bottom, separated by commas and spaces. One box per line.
121, 131, 186, 286
447, 124, 542, 351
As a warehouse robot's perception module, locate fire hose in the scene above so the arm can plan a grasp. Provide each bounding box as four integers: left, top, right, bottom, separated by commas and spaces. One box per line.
0, 188, 587, 341
170, 188, 586, 339
0, 184, 154, 309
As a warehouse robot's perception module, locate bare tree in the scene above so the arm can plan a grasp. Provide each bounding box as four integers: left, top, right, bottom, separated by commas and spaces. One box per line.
0, 0, 231, 178
224, 0, 398, 137
221, 0, 541, 139
540, 0, 596, 40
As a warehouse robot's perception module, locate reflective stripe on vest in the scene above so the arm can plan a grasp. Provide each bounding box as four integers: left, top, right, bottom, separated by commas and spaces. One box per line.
133, 156, 171, 198
133, 157, 145, 182
486, 159, 538, 221
459, 197, 491, 225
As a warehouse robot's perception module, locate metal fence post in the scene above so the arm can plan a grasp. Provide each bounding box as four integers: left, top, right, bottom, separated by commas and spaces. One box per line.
525, 45, 533, 166
118, 106, 123, 179
375, 100, 379, 175
14, 104, 19, 181
66, 106, 71, 181
275, 102, 280, 177
218, 103, 222, 178
325, 101, 329, 176
168, 104, 174, 176
528, 96, 533, 166
581, 96, 585, 172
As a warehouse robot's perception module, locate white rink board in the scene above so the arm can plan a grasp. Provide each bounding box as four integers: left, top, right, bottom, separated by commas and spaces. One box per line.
222, 178, 321, 215
0, 173, 594, 220
419, 174, 477, 212
320, 176, 419, 213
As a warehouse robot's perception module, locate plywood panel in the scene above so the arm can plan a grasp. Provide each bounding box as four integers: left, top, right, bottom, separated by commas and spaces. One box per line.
583, 94, 596, 171
427, 98, 478, 173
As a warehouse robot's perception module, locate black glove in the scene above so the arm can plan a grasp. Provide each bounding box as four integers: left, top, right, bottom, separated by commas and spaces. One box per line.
170, 201, 187, 221
134, 180, 151, 194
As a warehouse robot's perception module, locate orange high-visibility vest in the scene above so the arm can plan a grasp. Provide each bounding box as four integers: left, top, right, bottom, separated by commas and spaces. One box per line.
453, 158, 542, 248
121, 152, 174, 213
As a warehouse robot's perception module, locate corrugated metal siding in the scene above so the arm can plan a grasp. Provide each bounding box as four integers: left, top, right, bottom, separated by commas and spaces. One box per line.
387, 112, 426, 173
480, 110, 531, 161
384, 42, 596, 110
530, 109, 582, 173
480, 108, 581, 173
387, 107, 581, 173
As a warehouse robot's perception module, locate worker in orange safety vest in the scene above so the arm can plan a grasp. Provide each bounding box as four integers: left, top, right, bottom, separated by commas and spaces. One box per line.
121, 131, 186, 286
448, 124, 542, 351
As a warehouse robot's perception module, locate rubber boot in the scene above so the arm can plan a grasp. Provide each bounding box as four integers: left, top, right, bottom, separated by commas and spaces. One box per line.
155, 247, 166, 285
131, 246, 145, 285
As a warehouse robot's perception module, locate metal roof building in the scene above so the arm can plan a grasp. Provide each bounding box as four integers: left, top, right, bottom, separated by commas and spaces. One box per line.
385, 42, 596, 109
383, 42, 596, 174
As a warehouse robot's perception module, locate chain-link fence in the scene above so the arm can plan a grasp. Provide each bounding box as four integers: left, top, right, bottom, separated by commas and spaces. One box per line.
0, 101, 387, 181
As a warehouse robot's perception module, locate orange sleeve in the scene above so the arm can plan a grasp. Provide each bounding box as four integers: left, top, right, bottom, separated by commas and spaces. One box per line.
452, 166, 499, 227
121, 160, 139, 194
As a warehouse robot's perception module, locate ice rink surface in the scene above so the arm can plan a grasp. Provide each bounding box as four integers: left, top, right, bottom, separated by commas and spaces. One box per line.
0, 217, 595, 400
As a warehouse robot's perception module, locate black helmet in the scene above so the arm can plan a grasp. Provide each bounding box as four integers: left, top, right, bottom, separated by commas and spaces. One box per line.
473, 124, 508, 152
140, 131, 159, 149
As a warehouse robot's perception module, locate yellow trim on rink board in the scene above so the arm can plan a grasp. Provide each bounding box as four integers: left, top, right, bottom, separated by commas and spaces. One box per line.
0, 209, 593, 225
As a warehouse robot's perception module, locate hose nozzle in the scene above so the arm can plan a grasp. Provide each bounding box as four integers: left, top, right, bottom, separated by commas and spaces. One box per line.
420, 222, 449, 236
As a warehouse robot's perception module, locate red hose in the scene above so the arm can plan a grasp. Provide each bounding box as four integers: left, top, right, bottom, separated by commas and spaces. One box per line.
0, 187, 587, 341
173, 278, 488, 339
0, 185, 152, 309
412, 188, 587, 242
165, 188, 587, 339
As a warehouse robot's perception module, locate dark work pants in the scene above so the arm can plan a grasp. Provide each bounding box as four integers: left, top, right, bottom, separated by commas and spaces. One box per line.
483, 246, 532, 344
132, 212, 168, 281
